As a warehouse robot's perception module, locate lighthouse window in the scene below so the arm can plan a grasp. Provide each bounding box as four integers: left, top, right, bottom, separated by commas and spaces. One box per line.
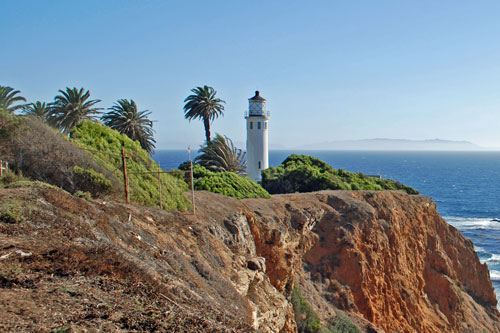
258, 161, 261, 169
250, 122, 253, 129
258, 122, 261, 130
265, 122, 268, 129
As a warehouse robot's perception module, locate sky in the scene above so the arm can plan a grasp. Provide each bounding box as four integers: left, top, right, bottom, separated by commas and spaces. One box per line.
3, 1, 500, 149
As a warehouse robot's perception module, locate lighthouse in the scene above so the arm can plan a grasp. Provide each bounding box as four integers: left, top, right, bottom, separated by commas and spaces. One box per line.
245, 91, 270, 182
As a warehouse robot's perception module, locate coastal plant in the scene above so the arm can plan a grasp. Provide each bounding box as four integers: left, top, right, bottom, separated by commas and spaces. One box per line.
73, 166, 113, 197
0, 199, 27, 224
0, 86, 26, 113
183, 85, 225, 142
22, 101, 51, 120
178, 163, 269, 199
195, 133, 247, 175
325, 312, 360, 333
102, 99, 156, 153
0, 116, 119, 194
262, 154, 419, 195
49, 87, 102, 135
71, 121, 191, 211
291, 285, 322, 333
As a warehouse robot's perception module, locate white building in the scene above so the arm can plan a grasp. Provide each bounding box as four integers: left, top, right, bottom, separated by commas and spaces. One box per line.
245, 91, 270, 182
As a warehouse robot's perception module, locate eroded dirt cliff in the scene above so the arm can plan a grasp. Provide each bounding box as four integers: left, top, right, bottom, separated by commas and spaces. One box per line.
0, 185, 499, 332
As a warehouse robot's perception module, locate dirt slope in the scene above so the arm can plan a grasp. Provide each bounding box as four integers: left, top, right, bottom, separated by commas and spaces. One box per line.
0, 185, 499, 332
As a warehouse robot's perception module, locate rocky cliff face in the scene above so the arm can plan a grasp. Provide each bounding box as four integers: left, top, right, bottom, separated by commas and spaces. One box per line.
1, 186, 499, 332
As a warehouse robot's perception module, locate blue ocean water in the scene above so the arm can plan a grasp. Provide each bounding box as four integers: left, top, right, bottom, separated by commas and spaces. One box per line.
153, 150, 500, 304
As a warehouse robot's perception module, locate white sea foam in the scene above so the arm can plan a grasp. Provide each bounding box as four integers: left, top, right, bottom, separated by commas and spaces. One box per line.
485, 254, 500, 263
444, 216, 500, 231
474, 245, 486, 253
490, 270, 500, 281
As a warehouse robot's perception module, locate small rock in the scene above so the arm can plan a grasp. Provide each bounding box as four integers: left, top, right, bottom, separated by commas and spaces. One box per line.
247, 257, 266, 272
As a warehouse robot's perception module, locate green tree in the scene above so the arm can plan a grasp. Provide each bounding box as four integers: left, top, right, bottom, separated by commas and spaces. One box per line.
22, 101, 50, 120
49, 87, 102, 135
183, 85, 225, 142
0, 86, 26, 113
102, 99, 156, 153
195, 134, 246, 175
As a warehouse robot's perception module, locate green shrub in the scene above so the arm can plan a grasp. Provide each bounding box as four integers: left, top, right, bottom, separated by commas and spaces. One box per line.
167, 169, 186, 182
262, 154, 418, 195
0, 172, 27, 186
325, 311, 360, 333
179, 163, 270, 199
0, 200, 27, 224
71, 121, 191, 211
74, 190, 92, 199
291, 285, 322, 333
0, 116, 120, 194
73, 166, 113, 197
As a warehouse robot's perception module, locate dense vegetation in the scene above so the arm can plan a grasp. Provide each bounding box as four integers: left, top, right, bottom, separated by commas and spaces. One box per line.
262, 154, 418, 195
178, 163, 270, 199
0, 113, 120, 194
1, 84, 157, 154
71, 121, 191, 210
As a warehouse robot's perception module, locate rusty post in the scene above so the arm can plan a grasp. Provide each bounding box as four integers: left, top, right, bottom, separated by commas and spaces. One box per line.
157, 163, 163, 209
190, 159, 196, 215
121, 146, 130, 204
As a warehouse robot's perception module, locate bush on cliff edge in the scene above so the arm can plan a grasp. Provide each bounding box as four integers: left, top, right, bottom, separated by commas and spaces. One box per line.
262, 154, 418, 195
178, 163, 270, 199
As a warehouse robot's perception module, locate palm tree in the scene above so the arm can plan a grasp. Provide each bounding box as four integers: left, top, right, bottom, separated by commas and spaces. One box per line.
183, 85, 225, 142
102, 99, 156, 153
22, 101, 50, 120
0, 86, 26, 113
49, 87, 102, 135
196, 134, 246, 175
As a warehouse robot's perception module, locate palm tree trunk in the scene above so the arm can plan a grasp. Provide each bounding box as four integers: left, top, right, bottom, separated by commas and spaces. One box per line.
203, 117, 211, 142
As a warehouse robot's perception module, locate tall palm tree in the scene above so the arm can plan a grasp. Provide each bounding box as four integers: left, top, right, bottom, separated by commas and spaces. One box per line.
49, 87, 102, 135
196, 134, 246, 175
22, 101, 50, 120
102, 99, 156, 153
183, 85, 225, 143
0, 86, 26, 113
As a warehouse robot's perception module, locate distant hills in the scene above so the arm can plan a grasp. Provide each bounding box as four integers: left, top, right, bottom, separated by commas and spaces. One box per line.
295, 138, 487, 151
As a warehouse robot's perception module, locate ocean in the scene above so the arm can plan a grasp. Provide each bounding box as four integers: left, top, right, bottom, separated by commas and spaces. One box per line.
153, 150, 500, 305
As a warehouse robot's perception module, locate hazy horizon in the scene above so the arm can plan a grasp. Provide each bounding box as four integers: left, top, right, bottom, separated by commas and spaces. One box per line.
157, 137, 500, 152
3, 1, 500, 150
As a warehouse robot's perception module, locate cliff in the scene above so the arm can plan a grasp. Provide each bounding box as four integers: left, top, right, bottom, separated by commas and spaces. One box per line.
0, 185, 499, 332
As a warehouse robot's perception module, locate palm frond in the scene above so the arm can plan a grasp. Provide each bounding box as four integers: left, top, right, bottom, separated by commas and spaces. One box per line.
195, 134, 246, 175
102, 99, 156, 153
0, 86, 27, 113
183, 85, 225, 142
49, 87, 102, 135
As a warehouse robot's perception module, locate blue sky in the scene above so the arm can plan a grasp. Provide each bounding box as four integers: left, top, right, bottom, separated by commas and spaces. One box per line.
3, 1, 500, 149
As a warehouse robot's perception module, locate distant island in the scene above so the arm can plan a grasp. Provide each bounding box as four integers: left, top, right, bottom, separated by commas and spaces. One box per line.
295, 138, 494, 151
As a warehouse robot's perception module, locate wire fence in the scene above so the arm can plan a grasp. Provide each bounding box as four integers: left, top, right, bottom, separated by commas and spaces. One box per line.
1, 145, 196, 213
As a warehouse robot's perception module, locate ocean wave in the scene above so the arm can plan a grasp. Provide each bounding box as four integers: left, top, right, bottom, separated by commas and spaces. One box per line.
490, 270, 500, 281
474, 245, 486, 253
444, 216, 500, 231
485, 254, 500, 263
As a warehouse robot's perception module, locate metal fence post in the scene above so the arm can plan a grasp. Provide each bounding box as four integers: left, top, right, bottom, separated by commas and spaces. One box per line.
157, 163, 163, 209
121, 147, 130, 204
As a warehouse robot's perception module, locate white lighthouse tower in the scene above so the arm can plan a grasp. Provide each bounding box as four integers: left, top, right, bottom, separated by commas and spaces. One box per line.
245, 91, 270, 182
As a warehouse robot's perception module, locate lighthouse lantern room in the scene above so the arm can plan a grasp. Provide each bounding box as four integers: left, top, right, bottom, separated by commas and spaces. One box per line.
245, 91, 270, 182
